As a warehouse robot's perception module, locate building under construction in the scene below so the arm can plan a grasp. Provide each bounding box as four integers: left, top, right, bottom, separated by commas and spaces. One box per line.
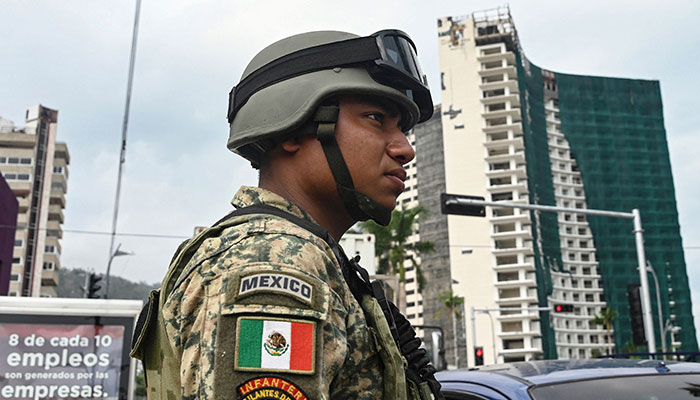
407, 7, 696, 367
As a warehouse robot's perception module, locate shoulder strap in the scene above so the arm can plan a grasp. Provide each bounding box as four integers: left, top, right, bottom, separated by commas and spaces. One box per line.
218, 204, 374, 299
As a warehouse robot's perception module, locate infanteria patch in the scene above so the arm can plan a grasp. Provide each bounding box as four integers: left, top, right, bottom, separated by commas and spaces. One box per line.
237, 376, 309, 400
236, 317, 315, 374
238, 273, 313, 304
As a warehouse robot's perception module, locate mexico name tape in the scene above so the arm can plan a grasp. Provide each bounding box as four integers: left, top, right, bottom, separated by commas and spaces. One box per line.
237, 376, 309, 400
239, 273, 313, 303
236, 317, 315, 374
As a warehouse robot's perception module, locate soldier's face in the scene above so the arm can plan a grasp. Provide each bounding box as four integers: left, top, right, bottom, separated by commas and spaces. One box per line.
334, 95, 416, 210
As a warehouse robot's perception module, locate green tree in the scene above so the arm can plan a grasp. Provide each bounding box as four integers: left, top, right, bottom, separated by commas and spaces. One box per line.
590, 307, 618, 355
436, 290, 464, 367
361, 205, 434, 312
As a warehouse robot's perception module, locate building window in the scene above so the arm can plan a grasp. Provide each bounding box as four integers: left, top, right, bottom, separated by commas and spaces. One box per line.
43, 262, 55, 270
53, 166, 64, 174
9, 291, 18, 297
3, 173, 31, 181
14, 239, 23, 247
10, 274, 20, 282
12, 257, 21, 264
45, 245, 57, 254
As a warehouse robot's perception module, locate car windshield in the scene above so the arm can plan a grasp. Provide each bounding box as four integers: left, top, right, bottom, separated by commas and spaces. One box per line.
530, 374, 700, 400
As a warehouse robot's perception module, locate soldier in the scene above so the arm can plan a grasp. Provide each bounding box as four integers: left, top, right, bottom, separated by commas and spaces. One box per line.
131, 30, 443, 400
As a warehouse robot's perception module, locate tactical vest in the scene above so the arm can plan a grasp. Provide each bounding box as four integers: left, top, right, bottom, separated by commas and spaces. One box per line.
130, 204, 435, 400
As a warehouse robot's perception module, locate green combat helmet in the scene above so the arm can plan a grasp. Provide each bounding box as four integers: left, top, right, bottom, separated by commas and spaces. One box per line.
226, 30, 433, 225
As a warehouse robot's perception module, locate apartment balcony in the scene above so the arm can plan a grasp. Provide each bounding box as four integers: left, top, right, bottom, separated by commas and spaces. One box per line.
484, 136, 524, 150
50, 188, 66, 208
548, 140, 569, 151
498, 330, 541, 339
51, 172, 67, 188
38, 286, 58, 299
485, 151, 526, 164
497, 311, 541, 321
489, 210, 531, 223
493, 261, 535, 273
476, 51, 516, 64
482, 107, 522, 121
487, 183, 528, 197
483, 121, 523, 135
491, 228, 532, 241
500, 347, 543, 358
481, 93, 520, 107
9, 180, 31, 193
46, 220, 63, 239
41, 268, 58, 287
17, 196, 29, 213
494, 278, 536, 289
479, 79, 519, 94
0, 131, 37, 147
496, 293, 538, 305
479, 64, 517, 77
486, 166, 527, 180
49, 204, 65, 223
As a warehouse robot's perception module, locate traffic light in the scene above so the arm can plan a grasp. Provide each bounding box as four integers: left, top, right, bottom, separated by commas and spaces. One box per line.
627, 284, 646, 346
553, 304, 574, 313
87, 273, 102, 299
474, 346, 484, 366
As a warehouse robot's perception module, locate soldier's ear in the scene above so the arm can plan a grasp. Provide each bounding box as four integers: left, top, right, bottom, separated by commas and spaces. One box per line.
280, 138, 302, 153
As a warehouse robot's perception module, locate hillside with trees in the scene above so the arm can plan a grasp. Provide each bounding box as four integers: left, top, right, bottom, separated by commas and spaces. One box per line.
57, 267, 159, 301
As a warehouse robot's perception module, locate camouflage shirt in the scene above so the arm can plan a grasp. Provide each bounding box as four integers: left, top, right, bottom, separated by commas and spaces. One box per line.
161, 186, 384, 399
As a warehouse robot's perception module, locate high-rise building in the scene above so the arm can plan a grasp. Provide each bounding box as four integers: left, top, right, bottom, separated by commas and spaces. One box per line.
409, 7, 696, 367
0, 105, 70, 297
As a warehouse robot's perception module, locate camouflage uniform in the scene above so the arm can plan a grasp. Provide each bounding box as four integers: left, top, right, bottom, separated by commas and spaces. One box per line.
161, 186, 383, 399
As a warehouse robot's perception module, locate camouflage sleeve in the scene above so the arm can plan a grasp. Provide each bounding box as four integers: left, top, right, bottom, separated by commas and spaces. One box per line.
162, 233, 352, 400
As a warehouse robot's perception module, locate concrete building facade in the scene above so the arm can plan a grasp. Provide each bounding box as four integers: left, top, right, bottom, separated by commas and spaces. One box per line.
409, 7, 696, 367
0, 105, 70, 297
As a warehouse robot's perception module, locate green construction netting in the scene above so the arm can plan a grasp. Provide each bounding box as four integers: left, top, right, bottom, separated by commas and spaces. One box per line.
515, 53, 561, 359
555, 72, 697, 352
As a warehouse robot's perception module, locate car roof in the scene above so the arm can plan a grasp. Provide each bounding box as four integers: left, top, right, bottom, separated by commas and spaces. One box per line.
437, 359, 700, 388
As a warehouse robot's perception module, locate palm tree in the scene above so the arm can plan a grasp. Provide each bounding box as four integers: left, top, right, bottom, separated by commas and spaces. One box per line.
590, 307, 618, 355
436, 289, 464, 367
361, 205, 434, 313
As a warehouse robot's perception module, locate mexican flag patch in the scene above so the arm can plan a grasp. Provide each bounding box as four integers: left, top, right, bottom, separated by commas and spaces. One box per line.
236, 317, 315, 374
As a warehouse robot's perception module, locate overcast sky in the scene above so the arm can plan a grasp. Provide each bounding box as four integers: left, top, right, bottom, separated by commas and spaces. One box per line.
2, 0, 699, 336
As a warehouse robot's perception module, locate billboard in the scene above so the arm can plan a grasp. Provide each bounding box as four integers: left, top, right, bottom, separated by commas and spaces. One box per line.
0, 298, 141, 400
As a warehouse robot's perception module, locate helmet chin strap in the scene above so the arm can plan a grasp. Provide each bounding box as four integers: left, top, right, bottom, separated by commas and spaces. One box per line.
313, 105, 392, 226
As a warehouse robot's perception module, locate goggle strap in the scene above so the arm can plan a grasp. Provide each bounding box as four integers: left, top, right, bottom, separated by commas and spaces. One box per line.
229, 37, 379, 122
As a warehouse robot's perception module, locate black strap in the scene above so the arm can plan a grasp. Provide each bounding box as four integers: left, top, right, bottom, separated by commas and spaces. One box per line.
228, 36, 379, 122
216, 204, 374, 299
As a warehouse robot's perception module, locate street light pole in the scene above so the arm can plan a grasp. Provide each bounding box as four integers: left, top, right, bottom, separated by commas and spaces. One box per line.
646, 262, 666, 353
104, 243, 134, 299
444, 196, 657, 354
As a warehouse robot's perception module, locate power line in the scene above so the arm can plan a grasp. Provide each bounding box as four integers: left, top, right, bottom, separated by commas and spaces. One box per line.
0, 224, 188, 240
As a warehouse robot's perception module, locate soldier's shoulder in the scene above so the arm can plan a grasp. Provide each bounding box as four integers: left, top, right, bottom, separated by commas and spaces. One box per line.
168, 213, 338, 296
